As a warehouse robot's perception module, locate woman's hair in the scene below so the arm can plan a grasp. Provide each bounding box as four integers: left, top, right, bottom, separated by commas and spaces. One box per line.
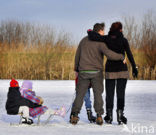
93, 23, 105, 32
110, 22, 122, 32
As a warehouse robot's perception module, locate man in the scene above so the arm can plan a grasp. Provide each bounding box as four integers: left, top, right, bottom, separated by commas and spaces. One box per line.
70, 23, 125, 125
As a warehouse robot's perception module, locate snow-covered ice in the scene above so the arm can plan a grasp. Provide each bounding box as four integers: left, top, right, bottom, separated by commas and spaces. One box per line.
0, 80, 156, 135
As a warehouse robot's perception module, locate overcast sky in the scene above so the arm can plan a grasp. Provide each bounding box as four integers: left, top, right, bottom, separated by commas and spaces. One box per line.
0, 0, 156, 44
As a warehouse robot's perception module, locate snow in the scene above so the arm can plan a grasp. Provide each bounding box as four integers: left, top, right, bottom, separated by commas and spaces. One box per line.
0, 80, 156, 135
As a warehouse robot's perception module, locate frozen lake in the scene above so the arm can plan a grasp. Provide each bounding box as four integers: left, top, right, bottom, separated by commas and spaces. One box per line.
0, 80, 156, 135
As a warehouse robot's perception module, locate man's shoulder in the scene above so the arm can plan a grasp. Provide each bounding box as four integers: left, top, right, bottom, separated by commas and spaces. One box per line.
80, 36, 105, 44
80, 36, 89, 42
92, 40, 107, 47
78, 36, 89, 47
79, 36, 107, 49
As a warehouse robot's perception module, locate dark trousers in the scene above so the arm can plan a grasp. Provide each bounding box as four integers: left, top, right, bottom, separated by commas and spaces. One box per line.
72, 72, 104, 115
105, 79, 127, 111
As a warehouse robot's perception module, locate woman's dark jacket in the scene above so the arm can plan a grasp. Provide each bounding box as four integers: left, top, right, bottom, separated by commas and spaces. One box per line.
6, 87, 41, 115
88, 31, 137, 79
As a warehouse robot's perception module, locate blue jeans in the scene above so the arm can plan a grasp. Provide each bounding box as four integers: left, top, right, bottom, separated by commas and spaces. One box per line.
84, 88, 92, 109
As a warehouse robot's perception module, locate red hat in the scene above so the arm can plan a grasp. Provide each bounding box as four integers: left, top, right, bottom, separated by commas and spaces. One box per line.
87, 29, 92, 32
10, 79, 19, 87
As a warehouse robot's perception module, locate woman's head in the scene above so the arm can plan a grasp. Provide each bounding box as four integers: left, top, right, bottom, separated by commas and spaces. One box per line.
110, 22, 122, 32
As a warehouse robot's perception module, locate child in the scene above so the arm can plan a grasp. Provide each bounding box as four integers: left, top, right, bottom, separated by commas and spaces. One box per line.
20, 80, 66, 120
6, 79, 40, 125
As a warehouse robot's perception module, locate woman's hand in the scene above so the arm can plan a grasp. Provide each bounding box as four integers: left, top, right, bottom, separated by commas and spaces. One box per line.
123, 58, 127, 64
132, 67, 138, 78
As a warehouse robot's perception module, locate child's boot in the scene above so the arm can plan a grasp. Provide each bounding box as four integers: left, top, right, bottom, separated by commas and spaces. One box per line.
21, 117, 33, 125
55, 106, 66, 117
86, 108, 96, 123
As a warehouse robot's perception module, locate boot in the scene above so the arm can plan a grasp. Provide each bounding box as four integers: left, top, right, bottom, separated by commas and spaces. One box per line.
96, 114, 103, 125
117, 109, 127, 125
86, 109, 96, 123
104, 109, 113, 124
21, 117, 33, 125
55, 106, 66, 117
69, 112, 79, 125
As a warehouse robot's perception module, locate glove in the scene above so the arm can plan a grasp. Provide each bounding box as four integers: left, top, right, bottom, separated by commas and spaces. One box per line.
37, 96, 44, 105
132, 67, 138, 78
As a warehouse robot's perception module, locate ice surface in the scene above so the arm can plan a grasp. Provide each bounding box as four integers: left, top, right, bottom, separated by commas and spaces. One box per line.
0, 80, 156, 135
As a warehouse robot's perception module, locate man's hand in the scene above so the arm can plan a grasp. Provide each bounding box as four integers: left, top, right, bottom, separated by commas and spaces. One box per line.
75, 72, 79, 86
75, 72, 78, 78
123, 58, 127, 64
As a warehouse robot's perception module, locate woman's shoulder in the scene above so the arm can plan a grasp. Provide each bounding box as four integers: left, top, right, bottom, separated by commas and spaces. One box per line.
122, 37, 128, 42
121, 37, 129, 46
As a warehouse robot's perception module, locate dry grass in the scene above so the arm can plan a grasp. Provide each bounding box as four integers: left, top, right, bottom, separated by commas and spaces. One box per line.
0, 43, 76, 80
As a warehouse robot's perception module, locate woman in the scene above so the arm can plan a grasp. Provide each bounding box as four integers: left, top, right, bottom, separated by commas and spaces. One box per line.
87, 22, 138, 124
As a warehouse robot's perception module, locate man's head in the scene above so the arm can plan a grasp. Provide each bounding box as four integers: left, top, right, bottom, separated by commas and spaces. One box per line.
93, 23, 105, 36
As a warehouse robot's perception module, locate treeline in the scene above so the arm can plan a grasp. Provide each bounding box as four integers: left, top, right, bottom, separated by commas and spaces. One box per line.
0, 20, 76, 80
0, 12, 156, 80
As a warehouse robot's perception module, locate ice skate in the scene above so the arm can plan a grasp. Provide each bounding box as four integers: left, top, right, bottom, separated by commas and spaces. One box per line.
69, 112, 79, 125
86, 109, 96, 123
117, 109, 127, 125
96, 114, 103, 125
21, 117, 33, 125
104, 109, 113, 124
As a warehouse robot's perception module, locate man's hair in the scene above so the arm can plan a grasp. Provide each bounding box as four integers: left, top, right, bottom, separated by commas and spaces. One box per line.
93, 23, 105, 32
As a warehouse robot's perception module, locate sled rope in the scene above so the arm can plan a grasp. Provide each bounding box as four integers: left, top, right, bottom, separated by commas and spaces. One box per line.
66, 91, 76, 114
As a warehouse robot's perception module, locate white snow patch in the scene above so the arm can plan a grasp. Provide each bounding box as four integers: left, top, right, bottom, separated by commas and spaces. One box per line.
0, 80, 156, 135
